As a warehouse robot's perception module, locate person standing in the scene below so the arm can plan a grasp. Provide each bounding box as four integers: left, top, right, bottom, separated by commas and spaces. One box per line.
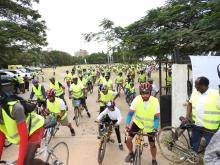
24, 75, 30, 92
186, 76, 220, 153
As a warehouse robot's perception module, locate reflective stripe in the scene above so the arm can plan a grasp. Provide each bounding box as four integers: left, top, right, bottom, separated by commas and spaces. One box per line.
31, 118, 41, 129
136, 115, 154, 122
144, 126, 154, 129
204, 111, 220, 115
203, 119, 220, 124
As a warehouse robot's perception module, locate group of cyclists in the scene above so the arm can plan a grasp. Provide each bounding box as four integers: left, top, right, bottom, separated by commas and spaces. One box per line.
0, 63, 169, 165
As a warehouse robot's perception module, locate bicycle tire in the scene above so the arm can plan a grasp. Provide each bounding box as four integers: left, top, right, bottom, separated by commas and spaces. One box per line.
98, 138, 107, 164
133, 146, 141, 165
74, 107, 80, 127
46, 142, 69, 165
157, 126, 190, 163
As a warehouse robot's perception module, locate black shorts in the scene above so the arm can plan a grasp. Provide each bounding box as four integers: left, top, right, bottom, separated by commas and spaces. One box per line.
128, 122, 155, 143
80, 97, 86, 106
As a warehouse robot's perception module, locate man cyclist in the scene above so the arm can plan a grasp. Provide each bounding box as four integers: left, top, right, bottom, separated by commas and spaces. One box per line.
148, 78, 159, 97
49, 77, 67, 107
138, 70, 146, 83
96, 101, 123, 150
97, 85, 119, 114
125, 82, 160, 165
64, 70, 73, 89
46, 89, 75, 136
103, 74, 113, 91
0, 93, 46, 165
115, 72, 124, 96
186, 77, 220, 153
29, 80, 46, 112
69, 76, 91, 118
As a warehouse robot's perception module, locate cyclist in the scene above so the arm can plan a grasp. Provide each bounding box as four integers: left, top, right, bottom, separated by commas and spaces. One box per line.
69, 76, 91, 118
49, 77, 67, 107
186, 76, 220, 153
125, 82, 160, 165
46, 89, 75, 136
96, 101, 123, 150
103, 74, 113, 91
29, 80, 46, 111
147, 78, 159, 97
64, 70, 73, 89
115, 72, 124, 96
0, 93, 47, 165
98, 72, 105, 93
17, 74, 25, 93
97, 85, 119, 114
138, 70, 146, 83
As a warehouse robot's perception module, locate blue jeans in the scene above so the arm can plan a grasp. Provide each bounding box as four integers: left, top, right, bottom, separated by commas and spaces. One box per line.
190, 125, 214, 152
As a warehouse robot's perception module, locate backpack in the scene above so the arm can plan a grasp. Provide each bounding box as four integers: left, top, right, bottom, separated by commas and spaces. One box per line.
1, 94, 36, 118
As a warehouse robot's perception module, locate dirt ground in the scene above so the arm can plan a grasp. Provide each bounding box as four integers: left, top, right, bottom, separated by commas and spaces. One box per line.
2, 66, 189, 165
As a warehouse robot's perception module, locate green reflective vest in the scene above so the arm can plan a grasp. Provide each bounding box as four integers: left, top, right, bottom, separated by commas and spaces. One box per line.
167, 76, 172, 86
116, 76, 123, 84
47, 98, 67, 120
32, 84, 44, 100
133, 96, 158, 133
17, 76, 24, 84
103, 80, 113, 90
139, 74, 146, 83
191, 89, 220, 130
71, 83, 83, 99
0, 101, 44, 144
65, 73, 73, 81
100, 90, 114, 107
50, 81, 64, 97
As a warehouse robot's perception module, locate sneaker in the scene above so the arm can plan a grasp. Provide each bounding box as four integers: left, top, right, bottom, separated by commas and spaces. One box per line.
70, 128, 75, 136
152, 160, 158, 165
125, 152, 134, 162
119, 143, 123, 150
87, 112, 91, 118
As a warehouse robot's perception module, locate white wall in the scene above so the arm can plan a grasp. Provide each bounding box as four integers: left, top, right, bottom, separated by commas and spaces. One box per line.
172, 64, 188, 127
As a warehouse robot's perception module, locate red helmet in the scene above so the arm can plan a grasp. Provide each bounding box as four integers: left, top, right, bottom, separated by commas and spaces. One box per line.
46, 89, 56, 97
139, 82, 152, 93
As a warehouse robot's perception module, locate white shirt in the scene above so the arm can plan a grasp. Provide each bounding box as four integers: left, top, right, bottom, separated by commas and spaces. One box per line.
97, 107, 122, 125
130, 96, 160, 114
189, 89, 220, 127
151, 83, 159, 96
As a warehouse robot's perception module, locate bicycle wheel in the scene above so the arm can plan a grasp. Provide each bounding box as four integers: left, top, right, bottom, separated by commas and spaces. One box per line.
46, 142, 69, 165
157, 126, 190, 163
98, 138, 107, 164
133, 146, 141, 165
74, 107, 80, 127
45, 127, 55, 144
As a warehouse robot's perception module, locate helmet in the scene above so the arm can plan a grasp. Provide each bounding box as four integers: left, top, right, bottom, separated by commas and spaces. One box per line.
46, 89, 56, 97
139, 82, 152, 93
32, 79, 39, 84
107, 101, 115, 108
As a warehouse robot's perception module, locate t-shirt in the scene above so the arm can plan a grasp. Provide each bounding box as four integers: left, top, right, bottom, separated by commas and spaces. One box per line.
0, 102, 26, 124
130, 96, 160, 114
97, 106, 122, 125
189, 89, 220, 127
151, 83, 159, 96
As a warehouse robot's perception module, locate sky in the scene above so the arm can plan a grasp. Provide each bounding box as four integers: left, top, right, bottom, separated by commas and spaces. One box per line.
34, 0, 165, 55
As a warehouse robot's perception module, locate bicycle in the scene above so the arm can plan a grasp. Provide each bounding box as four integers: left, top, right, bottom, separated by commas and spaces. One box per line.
157, 117, 209, 164
126, 130, 156, 165
72, 99, 83, 127
0, 121, 69, 165
95, 121, 115, 164
125, 91, 135, 106
116, 83, 123, 97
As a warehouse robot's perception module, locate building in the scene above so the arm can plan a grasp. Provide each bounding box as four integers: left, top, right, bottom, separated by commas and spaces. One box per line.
74, 49, 88, 57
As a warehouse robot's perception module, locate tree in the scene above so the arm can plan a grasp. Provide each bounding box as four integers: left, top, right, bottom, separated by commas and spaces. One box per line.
0, 0, 47, 59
